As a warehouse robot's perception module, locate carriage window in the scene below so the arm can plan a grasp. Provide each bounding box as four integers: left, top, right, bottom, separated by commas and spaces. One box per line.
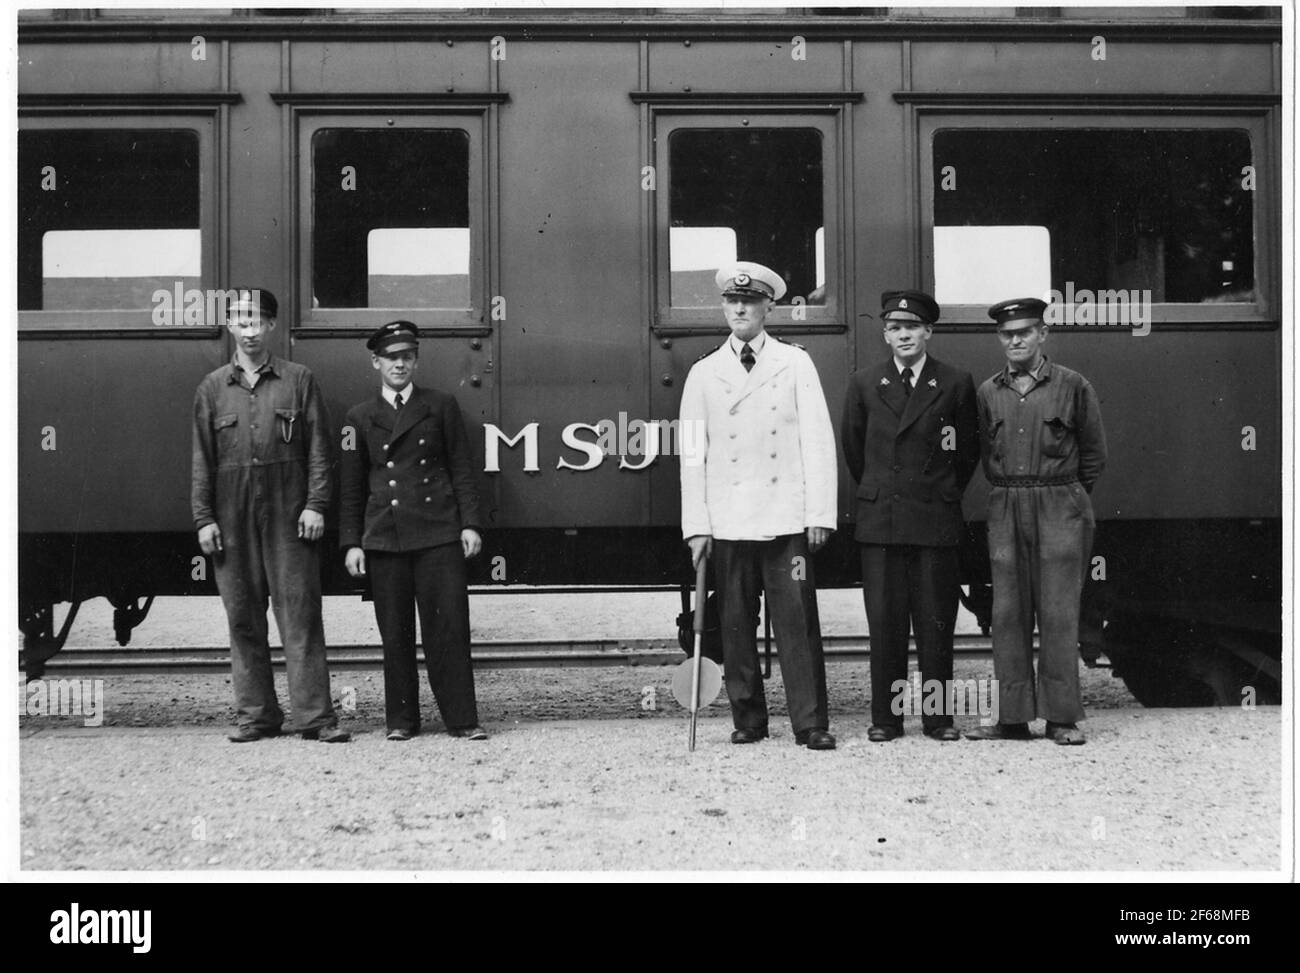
18, 130, 201, 311
312, 128, 470, 309
669, 128, 825, 307
933, 129, 1255, 305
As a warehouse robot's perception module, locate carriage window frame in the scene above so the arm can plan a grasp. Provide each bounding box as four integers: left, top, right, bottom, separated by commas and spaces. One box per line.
17, 115, 217, 333
919, 112, 1275, 326
653, 113, 844, 332
297, 114, 487, 333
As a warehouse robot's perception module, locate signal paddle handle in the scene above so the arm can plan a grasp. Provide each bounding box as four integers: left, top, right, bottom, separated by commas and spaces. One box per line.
688, 555, 707, 752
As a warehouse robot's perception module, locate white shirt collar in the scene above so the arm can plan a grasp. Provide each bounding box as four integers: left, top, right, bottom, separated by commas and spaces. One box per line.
893, 352, 927, 378
381, 384, 412, 407
729, 331, 767, 358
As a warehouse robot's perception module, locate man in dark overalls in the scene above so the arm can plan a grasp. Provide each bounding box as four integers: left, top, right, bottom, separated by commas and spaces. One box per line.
192, 287, 348, 743
966, 298, 1107, 745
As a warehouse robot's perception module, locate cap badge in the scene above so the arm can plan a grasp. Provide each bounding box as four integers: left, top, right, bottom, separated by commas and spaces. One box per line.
899, 298, 908, 309
735, 273, 750, 287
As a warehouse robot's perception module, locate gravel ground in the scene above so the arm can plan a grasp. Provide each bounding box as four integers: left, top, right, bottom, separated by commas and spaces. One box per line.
18, 646, 1283, 873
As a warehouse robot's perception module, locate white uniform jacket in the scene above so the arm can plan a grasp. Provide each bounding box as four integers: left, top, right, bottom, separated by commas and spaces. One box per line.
679, 337, 838, 541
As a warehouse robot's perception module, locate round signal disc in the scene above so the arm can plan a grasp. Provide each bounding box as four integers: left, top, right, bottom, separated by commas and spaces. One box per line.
671, 656, 723, 710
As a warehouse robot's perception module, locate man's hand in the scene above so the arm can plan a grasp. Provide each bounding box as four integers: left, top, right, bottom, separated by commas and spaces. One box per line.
298, 509, 325, 542
344, 547, 366, 577
461, 528, 483, 559
687, 534, 713, 570
806, 526, 832, 553
197, 523, 223, 555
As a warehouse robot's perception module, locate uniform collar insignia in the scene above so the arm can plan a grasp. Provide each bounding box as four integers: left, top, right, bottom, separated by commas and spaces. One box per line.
880, 376, 890, 386
927, 378, 937, 388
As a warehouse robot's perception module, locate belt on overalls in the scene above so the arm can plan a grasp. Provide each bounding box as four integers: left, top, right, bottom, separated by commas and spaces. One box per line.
988, 474, 1079, 487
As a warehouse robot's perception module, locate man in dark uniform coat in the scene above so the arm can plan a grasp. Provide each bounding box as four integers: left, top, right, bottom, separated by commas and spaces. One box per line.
340, 321, 487, 741
841, 291, 979, 741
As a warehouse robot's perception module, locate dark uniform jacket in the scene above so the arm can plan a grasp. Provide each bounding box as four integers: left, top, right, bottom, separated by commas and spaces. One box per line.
339, 385, 482, 552
841, 354, 979, 546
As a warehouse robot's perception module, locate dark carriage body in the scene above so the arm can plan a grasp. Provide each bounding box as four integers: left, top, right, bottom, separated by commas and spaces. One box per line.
17, 6, 1283, 702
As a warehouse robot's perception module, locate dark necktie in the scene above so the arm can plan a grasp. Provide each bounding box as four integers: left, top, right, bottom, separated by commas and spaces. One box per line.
900, 366, 913, 397
393, 392, 404, 412
740, 343, 755, 373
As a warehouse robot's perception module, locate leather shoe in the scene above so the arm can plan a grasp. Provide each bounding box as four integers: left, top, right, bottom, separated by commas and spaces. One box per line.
386, 728, 414, 742
1046, 722, 1086, 746
867, 725, 904, 742
227, 725, 280, 743
924, 726, 962, 741
451, 725, 488, 740
963, 722, 1032, 741
730, 727, 768, 744
302, 725, 351, 743
795, 729, 836, 750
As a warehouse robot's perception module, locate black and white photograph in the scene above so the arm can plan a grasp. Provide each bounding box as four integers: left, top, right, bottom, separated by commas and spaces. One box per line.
7, 0, 1294, 901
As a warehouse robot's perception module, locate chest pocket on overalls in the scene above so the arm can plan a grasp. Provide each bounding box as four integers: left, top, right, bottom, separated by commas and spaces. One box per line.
215, 413, 239, 453
1041, 415, 1074, 458
275, 408, 300, 446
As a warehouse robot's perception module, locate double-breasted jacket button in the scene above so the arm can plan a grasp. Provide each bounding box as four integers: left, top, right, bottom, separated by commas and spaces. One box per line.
388, 479, 397, 487
425, 496, 432, 503
390, 499, 399, 506
419, 459, 426, 466
418, 438, 426, 445
386, 461, 395, 469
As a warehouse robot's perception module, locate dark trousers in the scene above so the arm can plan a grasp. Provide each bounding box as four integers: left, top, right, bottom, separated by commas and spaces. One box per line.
860, 544, 959, 731
987, 484, 1093, 724
214, 497, 337, 734
713, 534, 829, 735
368, 544, 478, 733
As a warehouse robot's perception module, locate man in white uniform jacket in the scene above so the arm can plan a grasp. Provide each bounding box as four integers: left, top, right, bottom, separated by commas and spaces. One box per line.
679, 261, 838, 750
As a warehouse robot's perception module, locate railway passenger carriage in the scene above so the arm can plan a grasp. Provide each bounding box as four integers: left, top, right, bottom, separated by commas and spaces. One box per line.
16, 6, 1284, 705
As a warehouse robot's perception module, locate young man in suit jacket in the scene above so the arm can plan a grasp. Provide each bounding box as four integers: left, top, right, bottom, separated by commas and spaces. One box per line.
841, 291, 979, 741
340, 321, 487, 741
